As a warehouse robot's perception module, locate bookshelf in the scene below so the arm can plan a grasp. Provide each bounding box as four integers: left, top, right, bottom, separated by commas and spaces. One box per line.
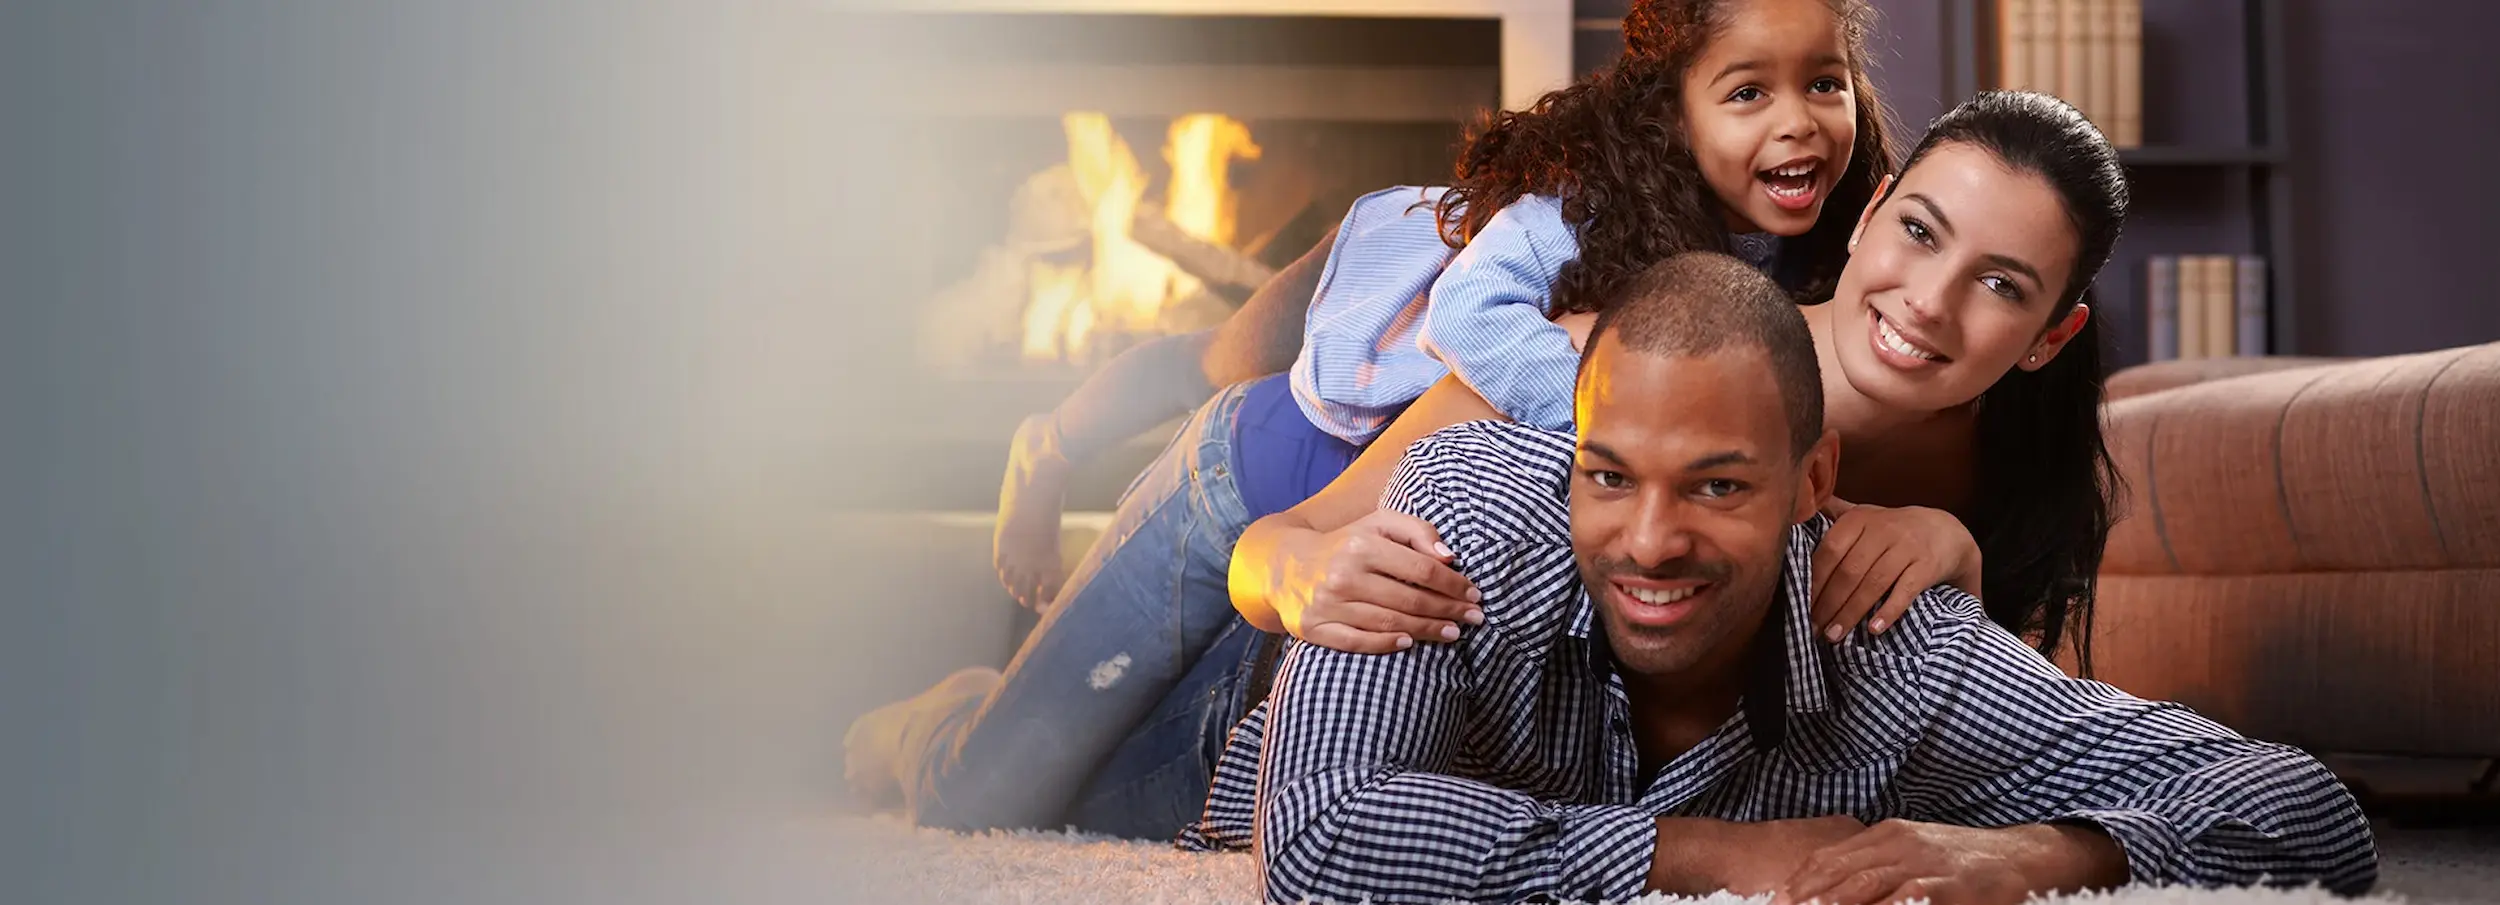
1949, 0, 2296, 365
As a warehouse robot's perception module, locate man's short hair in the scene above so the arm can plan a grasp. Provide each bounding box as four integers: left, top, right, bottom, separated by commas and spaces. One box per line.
1575, 253, 1824, 460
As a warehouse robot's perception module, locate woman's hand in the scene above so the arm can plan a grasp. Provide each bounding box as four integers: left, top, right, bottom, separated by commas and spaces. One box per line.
993, 414, 1073, 610
1809, 498, 1983, 642
1274, 510, 1483, 654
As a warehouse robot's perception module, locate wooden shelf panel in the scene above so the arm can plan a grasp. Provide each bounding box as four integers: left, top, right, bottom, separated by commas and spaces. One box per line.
2119, 145, 2287, 166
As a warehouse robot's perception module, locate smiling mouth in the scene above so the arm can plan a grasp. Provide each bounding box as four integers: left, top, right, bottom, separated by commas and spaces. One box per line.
1871, 309, 1950, 364
1625, 584, 1700, 605
1758, 159, 1822, 209
1610, 578, 1711, 628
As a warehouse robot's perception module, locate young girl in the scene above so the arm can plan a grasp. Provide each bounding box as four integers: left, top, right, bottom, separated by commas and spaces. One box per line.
992, 0, 1894, 608
855, 0, 1902, 841
1295, 0, 1888, 448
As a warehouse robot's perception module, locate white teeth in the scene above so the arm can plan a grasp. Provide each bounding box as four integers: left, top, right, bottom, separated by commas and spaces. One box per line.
1627, 586, 1698, 605
1876, 315, 1940, 361
1772, 163, 1815, 177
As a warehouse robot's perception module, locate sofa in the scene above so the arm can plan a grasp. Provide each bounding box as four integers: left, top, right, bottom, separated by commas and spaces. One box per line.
2087, 342, 2500, 758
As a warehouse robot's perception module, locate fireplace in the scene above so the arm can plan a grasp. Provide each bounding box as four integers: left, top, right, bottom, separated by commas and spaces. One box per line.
838, 0, 1574, 510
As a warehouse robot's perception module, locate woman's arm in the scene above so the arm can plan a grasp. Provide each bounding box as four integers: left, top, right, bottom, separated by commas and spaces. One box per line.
1227, 373, 1506, 648
1230, 312, 1598, 648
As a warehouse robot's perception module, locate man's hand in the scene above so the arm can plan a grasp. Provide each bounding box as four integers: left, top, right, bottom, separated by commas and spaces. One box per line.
1649, 815, 1867, 896
1773, 820, 2129, 905
1810, 499, 1982, 643
1282, 509, 1483, 654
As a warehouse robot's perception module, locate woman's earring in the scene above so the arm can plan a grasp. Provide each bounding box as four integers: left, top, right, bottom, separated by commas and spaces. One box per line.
2027, 353, 2041, 365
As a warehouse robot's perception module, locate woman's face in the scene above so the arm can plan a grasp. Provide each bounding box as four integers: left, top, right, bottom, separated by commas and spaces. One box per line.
1825, 140, 2089, 414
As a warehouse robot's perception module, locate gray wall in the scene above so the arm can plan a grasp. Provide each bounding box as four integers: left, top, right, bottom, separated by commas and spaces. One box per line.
7, 3, 931, 903
2284, 0, 2500, 356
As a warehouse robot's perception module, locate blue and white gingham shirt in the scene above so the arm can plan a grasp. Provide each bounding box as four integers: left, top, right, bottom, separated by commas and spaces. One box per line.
1177, 420, 2377, 904
1288, 188, 1784, 445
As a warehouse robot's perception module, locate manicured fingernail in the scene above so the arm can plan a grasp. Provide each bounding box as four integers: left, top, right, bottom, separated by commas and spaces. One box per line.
1463, 608, 1485, 625
1440, 624, 1461, 641
1433, 543, 1454, 558
1395, 635, 1414, 649
1466, 587, 1482, 603
1868, 617, 1888, 633
1824, 624, 1846, 643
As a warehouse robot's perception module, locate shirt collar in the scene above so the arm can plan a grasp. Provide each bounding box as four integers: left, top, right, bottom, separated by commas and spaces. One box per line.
1566, 515, 1839, 719
1729, 232, 1783, 272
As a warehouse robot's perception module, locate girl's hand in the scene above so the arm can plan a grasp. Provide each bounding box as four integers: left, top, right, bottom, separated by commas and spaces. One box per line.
1280, 510, 1483, 654
993, 414, 1072, 610
1808, 498, 1982, 642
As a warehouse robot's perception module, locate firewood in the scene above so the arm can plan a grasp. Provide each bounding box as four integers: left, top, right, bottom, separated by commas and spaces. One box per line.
1128, 211, 1277, 291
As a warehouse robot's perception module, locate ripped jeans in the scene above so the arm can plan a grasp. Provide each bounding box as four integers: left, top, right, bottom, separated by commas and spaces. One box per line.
895, 381, 1274, 839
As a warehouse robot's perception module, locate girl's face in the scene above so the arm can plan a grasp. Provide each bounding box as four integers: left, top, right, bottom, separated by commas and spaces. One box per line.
1826, 140, 2091, 414
1680, 0, 1859, 236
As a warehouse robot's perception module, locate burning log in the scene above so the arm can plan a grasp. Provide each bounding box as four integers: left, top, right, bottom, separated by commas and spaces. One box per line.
1129, 210, 1277, 293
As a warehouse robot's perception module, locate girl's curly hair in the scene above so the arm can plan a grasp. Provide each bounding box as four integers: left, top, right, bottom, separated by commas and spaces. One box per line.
1437, 0, 1896, 315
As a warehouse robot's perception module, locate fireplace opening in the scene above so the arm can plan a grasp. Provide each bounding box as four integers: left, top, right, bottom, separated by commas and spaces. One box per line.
913, 112, 1471, 378
847, 9, 1515, 511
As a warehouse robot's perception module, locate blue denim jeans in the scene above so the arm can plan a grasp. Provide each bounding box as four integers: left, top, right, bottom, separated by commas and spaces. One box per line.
898, 382, 1271, 839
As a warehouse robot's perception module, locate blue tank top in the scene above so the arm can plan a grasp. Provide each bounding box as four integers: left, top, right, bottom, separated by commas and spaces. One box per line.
1230, 373, 1383, 521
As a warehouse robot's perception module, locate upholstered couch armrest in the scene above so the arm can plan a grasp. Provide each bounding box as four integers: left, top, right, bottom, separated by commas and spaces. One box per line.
2100, 343, 2500, 576
2103, 356, 2352, 402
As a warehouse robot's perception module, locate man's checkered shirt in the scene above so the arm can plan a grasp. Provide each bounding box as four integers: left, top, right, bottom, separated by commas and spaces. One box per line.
1177, 420, 2374, 904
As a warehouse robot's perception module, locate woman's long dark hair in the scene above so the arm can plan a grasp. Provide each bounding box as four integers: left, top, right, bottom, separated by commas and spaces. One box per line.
1891, 91, 2130, 672
1436, 0, 1896, 315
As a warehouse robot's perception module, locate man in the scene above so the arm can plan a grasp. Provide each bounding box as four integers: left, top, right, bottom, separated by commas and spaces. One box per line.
1180, 253, 2375, 903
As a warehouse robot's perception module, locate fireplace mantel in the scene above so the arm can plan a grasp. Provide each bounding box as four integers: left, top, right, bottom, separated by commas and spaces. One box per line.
855, 0, 1572, 115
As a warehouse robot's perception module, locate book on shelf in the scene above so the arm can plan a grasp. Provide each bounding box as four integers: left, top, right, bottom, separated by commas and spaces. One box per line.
2112, 0, 2142, 146
2235, 254, 2268, 356
1997, 0, 2032, 90
2088, 0, 2116, 137
2032, 0, 2060, 94
2148, 254, 2268, 361
2200, 254, 2236, 358
1993, 0, 2140, 147
2059, 0, 2090, 125
2145, 255, 2178, 361
2173, 256, 2207, 359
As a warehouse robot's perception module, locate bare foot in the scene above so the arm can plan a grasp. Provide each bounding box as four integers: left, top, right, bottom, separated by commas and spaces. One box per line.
994, 415, 1072, 610
841, 668, 1003, 813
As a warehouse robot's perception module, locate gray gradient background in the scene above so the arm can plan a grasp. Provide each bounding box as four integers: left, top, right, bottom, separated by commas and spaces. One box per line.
9, 2, 925, 902
6, 2, 2493, 904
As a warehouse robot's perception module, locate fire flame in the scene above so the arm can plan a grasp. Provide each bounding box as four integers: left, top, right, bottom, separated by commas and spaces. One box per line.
1022, 112, 1261, 364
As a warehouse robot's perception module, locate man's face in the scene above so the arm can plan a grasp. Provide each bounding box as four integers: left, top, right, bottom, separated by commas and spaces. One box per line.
1569, 335, 1834, 682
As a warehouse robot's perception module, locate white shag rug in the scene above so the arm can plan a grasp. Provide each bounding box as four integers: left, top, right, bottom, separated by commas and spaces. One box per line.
828, 815, 2402, 905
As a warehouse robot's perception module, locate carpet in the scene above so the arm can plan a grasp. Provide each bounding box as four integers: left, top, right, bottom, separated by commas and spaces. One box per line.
829, 815, 2418, 905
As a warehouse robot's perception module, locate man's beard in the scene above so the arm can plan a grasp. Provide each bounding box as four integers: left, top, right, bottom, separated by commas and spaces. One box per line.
1577, 551, 1778, 678
1580, 553, 1731, 592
